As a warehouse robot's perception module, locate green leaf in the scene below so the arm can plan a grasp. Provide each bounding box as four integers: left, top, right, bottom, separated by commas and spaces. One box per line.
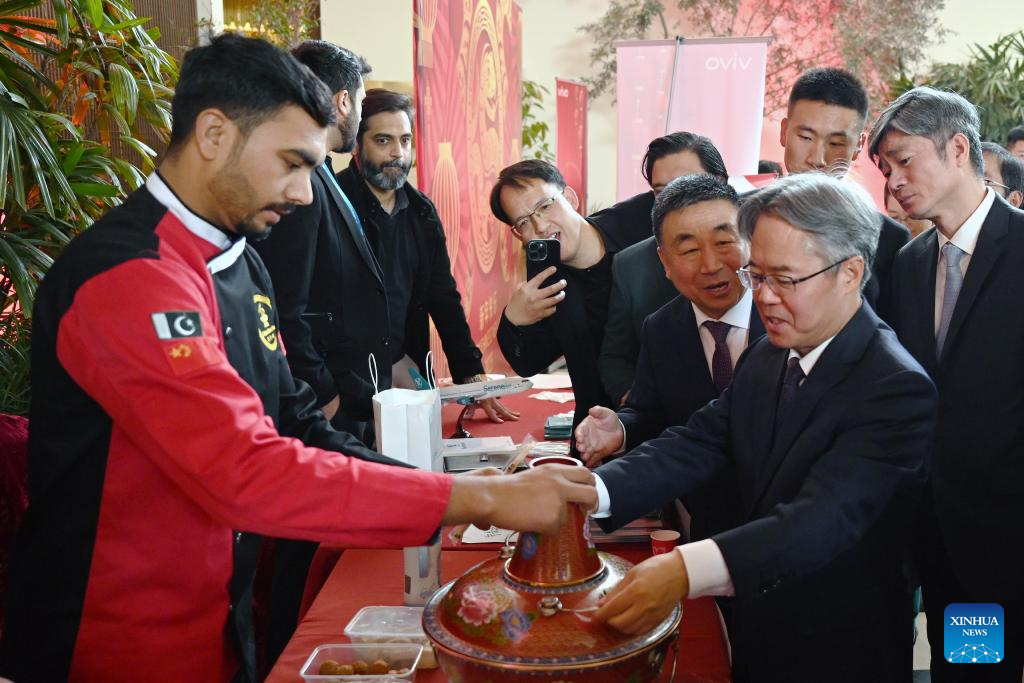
61, 142, 86, 175
101, 16, 150, 32
0, 0, 40, 15
51, 0, 71, 43
68, 182, 120, 197
83, 0, 105, 28
119, 134, 157, 164
108, 62, 139, 122
0, 233, 35, 314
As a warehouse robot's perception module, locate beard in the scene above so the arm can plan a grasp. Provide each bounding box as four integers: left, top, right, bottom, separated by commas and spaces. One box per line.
359, 150, 412, 191
209, 167, 295, 241
336, 106, 360, 154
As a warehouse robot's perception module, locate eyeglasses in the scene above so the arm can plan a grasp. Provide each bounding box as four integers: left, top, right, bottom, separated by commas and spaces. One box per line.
511, 193, 561, 236
737, 257, 853, 294
984, 178, 1010, 192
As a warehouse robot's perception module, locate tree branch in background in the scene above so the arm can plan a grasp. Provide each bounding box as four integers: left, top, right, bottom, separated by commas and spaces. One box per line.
577, 0, 668, 101
578, 0, 946, 115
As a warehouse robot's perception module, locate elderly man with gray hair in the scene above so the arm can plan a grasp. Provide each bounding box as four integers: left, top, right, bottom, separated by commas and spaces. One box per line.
872, 86, 1024, 682
587, 173, 936, 680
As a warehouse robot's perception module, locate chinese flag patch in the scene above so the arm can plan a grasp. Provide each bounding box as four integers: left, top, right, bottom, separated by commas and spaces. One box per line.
161, 338, 220, 376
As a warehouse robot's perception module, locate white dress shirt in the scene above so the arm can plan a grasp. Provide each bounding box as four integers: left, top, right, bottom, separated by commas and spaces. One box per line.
933, 188, 994, 335
693, 289, 753, 376
611, 290, 753, 452
593, 333, 837, 599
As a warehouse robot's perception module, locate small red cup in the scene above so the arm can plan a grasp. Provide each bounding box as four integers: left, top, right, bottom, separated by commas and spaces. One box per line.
650, 529, 681, 555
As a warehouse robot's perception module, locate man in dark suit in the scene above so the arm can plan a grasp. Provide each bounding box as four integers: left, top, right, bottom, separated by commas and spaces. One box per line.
256, 46, 510, 446
871, 86, 1024, 682
595, 132, 731, 405
252, 41, 379, 443
576, 174, 762, 541
490, 160, 624, 438
589, 174, 935, 681
780, 67, 910, 319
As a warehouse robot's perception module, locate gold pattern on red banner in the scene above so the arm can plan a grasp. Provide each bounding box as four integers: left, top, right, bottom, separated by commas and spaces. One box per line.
415, 0, 522, 378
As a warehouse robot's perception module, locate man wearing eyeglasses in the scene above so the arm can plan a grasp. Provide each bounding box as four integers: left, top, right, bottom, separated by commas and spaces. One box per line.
588, 173, 935, 680
981, 141, 1023, 209
490, 160, 634, 438
873, 87, 1024, 682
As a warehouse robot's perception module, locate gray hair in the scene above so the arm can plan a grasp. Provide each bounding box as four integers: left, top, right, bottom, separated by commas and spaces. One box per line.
652, 174, 739, 244
868, 86, 983, 176
737, 173, 880, 290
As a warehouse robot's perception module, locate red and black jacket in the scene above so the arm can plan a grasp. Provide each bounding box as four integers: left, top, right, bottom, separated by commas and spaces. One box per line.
0, 175, 451, 682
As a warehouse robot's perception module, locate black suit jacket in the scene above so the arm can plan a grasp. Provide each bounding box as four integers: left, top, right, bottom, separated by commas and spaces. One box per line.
596, 303, 935, 679
869, 214, 911, 321
599, 236, 681, 403
619, 294, 765, 541
620, 294, 765, 446
890, 195, 1024, 599
254, 163, 388, 439
256, 163, 484, 441
587, 190, 656, 251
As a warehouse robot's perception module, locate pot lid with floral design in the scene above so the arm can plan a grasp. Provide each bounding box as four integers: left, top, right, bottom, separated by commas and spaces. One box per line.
422, 504, 681, 667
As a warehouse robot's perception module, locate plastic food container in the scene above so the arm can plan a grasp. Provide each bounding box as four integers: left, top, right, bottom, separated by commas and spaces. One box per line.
299, 643, 422, 681
344, 606, 437, 669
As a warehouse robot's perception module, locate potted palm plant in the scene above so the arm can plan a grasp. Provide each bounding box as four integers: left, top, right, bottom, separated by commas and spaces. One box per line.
0, 0, 176, 416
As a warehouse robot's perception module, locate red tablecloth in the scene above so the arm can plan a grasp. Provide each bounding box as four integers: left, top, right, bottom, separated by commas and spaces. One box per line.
265, 548, 731, 683
440, 384, 571, 442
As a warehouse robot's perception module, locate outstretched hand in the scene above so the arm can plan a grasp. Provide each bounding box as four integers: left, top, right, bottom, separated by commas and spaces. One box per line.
444, 464, 596, 536
574, 405, 625, 467
464, 397, 520, 423
594, 550, 690, 634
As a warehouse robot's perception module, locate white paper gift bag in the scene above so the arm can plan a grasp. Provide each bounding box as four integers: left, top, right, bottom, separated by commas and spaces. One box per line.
370, 353, 443, 472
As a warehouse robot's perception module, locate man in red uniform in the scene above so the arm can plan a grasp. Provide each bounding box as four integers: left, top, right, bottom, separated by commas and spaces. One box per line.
0, 34, 595, 683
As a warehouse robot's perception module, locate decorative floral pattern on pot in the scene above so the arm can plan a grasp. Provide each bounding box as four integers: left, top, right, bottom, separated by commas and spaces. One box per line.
449, 577, 538, 645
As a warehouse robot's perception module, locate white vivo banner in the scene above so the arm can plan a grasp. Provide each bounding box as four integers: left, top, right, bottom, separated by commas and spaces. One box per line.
615, 37, 769, 201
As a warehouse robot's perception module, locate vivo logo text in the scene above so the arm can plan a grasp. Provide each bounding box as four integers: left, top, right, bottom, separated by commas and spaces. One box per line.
705, 54, 753, 71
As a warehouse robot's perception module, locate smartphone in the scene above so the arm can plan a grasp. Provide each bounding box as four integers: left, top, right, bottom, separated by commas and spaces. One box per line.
525, 238, 561, 288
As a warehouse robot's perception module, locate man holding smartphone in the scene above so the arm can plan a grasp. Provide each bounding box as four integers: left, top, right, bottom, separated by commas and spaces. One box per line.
489, 160, 630, 439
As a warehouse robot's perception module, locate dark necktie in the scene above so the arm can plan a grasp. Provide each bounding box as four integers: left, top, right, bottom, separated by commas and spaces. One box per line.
776, 356, 805, 425
703, 320, 734, 394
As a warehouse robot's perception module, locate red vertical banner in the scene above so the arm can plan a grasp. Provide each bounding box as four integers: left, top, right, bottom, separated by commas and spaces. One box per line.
414, 0, 523, 378
555, 79, 588, 213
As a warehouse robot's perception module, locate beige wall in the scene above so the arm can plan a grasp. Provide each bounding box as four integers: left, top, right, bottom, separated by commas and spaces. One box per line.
929, 0, 1023, 64
320, 0, 1023, 210
320, 1, 414, 84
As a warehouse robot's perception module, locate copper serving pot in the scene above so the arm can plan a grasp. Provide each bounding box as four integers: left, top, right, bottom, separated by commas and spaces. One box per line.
423, 456, 681, 682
